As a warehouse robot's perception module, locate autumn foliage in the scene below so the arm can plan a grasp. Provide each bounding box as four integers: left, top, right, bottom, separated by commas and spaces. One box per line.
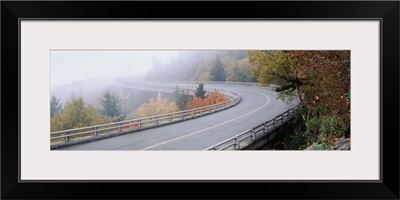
50, 97, 108, 132
135, 98, 180, 118
185, 91, 228, 110
248, 50, 351, 149
286, 51, 350, 128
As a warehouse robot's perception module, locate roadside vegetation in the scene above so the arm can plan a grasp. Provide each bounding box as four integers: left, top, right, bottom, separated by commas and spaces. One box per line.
51, 50, 351, 150
50, 83, 228, 133
247, 50, 350, 150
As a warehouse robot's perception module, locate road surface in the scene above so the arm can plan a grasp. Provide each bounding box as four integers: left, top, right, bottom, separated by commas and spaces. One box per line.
57, 84, 298, 150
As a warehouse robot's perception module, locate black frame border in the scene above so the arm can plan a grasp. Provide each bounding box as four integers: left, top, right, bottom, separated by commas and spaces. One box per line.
2, 1, 399, 199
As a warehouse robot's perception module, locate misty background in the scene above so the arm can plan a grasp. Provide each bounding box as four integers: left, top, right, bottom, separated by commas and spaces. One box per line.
51, 50, 255, 118
50, 50, 351, 150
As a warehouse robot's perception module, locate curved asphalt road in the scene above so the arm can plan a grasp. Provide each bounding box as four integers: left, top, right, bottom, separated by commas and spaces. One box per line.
58, 84, 298, 150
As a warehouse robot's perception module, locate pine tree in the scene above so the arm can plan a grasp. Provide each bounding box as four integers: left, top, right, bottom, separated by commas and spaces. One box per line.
194, 83, 206, 99
210, 57, 226, 81
174, 85, 191, 110
50, 95, 62, 118
173, 85, 180, 101
100, 91, 126, 121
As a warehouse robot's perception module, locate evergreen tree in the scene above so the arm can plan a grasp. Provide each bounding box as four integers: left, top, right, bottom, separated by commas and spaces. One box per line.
194, 83, 206, 99
100, 91, 126, 121
173, 85, 180, 101
173, 85, 191, 110
210, 57, 226, 81
50, 95, 62, 118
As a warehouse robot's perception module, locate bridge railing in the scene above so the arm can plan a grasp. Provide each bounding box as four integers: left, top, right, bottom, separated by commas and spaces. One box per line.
50, 82, 241, 143
204, 103, 302, 150
117, 79, 268, 88
121, 82, 239, 99
142, 81, 260, 87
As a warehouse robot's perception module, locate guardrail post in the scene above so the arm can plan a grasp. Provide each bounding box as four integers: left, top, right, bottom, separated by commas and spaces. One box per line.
251, 130, 255, 141
234, 137, 240, 150
263, 123, 267, 134
65, 132, 70, 142
168, 114, 172, 121
155, 117, 158, 124
191, 110, 194, 117
138, 119, 142, 127
200, 108, 203, 115
273, 118, 276, 127
94, 127, 98, 136
118, 123, 122, 131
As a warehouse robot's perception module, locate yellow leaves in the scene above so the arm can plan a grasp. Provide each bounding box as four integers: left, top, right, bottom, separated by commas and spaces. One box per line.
297, 71, 307, 79
50, 112, 64, 132
136, 98, 179, 118
50, 97, 107, 132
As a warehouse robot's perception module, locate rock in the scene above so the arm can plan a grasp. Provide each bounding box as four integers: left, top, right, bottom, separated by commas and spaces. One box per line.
305, 136, 350, 150
331, 136, 351, 150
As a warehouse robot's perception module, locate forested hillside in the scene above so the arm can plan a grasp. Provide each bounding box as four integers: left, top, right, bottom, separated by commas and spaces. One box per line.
50, 50, 351, 150
144, 50, 256, 82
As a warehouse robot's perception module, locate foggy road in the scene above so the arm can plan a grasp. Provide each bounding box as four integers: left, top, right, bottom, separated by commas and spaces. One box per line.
57, 84, 297, 150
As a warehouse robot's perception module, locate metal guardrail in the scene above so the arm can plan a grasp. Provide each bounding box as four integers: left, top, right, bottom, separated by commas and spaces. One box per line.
204, 103, 301, 150
50, 81, 241, 143
119, 81, 239, 99
132, 80, 260, 87
116, 79, 270, 88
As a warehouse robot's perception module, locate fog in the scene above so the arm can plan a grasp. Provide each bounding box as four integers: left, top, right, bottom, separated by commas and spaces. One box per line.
51, 50, 178, 87
50, 50, 249, 118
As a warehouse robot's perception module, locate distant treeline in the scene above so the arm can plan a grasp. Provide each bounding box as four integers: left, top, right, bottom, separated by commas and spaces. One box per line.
145, 50, 257, 82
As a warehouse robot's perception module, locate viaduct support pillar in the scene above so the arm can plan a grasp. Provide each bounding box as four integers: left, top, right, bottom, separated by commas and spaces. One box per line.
158, 91, 163, 100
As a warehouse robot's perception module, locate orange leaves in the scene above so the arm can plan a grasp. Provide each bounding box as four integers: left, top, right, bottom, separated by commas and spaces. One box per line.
205, 91, 228, 104
185, 92, 228, 110
185, 96, 206, 110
